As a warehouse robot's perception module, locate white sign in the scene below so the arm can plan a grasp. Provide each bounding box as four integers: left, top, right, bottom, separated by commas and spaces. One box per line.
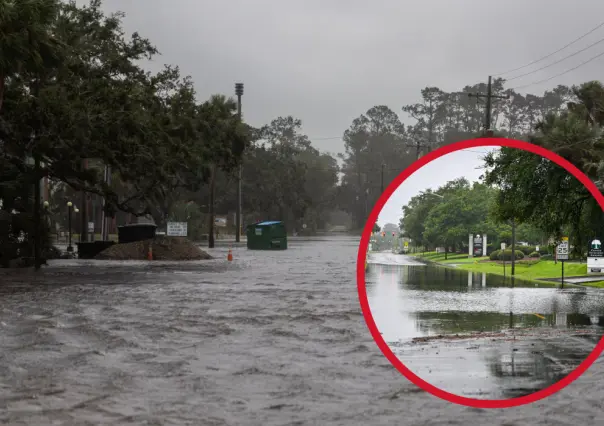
556, 237, 569, 260
588, 238, 604, 274
536, 245, 539, 252
167, 221, 188, 236
88, 222, 94, 232
255, 228, 262, 236
214, 217, 227, 227
588, 258, 604, 274
501, 242, 506, 251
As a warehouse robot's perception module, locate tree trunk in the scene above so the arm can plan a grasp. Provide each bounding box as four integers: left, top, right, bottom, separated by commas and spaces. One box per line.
34, 155, 41, 269
80, 159, 88, 243
0, 75, 4, 113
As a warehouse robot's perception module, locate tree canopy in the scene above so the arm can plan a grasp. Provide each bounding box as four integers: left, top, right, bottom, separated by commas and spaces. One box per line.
2, 0, 603, 267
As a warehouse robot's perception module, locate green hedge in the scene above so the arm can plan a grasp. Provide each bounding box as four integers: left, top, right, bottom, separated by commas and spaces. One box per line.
517, 245, 535, 255
490, 250, 501, 261
528, 251, 540, 258
498, 249, 525, 261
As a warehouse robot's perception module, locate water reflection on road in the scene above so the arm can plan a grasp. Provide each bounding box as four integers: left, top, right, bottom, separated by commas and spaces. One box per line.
366, 251, 604, 399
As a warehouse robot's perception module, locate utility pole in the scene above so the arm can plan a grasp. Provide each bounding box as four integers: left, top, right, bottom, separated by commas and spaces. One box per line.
235, 82, 244, 243
380, 163, 385, 193
468, 76, 509, 135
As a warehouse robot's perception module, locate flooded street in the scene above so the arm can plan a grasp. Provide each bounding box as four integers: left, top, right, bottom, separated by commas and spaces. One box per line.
0, 239, 604, 425
366, 251, 604, 400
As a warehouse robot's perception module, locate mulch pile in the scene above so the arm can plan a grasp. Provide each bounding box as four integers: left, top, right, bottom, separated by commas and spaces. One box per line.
95, 236, 212, 261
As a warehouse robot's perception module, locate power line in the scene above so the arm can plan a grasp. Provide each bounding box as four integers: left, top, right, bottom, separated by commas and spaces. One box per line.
511, 49, 604, 91
309, 136, 343, 141
493, 20, 604, 76
505, 36, 604, 82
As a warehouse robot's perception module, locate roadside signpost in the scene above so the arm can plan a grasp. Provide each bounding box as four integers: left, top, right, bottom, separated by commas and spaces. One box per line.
556, 237, 569, 288
167, 221, 188, 237
473, 234, 482, 257
587, 238, 603, 274
501, 242, 506, 277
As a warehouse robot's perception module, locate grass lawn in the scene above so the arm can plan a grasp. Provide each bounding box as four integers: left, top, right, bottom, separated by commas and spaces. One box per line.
577, 281, 604, 288
457, 260, 586, 280
415, 251, 588, 282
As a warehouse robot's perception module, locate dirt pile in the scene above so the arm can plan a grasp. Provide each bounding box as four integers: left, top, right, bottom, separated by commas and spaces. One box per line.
95, 236, 212, 261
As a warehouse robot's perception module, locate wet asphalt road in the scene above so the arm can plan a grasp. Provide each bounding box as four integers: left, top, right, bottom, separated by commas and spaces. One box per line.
366, 252, 604, 402
1, 238, 604, 425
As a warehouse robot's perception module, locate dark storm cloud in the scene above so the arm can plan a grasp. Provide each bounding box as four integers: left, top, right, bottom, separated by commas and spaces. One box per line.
92, 0, 604, 153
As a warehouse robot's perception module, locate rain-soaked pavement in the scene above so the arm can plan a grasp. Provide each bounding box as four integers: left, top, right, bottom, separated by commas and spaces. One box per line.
1, 239, 604, 425
366, 251, 604, 400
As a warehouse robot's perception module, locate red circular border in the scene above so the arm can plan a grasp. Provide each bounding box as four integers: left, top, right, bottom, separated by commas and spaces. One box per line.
356, 137, 604, 408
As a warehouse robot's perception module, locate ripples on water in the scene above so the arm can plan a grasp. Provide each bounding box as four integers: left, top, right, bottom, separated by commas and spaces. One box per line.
0, 239, 604, 425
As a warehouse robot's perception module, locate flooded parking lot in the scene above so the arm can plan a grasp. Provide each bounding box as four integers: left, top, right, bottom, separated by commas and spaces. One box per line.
366, 252, 604, 399
1, 239, 604, 425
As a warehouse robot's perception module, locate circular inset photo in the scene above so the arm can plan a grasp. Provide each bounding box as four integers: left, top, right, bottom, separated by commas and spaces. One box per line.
357, 138, 604, 408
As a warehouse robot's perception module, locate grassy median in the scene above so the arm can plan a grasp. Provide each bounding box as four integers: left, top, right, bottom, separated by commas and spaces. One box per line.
414, 251, 589, 284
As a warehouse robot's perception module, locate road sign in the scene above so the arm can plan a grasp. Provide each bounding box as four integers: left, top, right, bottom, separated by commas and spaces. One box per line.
588, 238, 604, 274
473, 234, 482, 256
88, 221, 94, 232
214, 216, 227, 227
167, 221, 188, 237
556, 237, 569, 260
501, 242, 506, 251
588, 238, 603, 258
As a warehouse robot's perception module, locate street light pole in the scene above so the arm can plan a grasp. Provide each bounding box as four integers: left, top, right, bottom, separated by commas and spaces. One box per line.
235, 82, 244, 243
67, 201, 73, 253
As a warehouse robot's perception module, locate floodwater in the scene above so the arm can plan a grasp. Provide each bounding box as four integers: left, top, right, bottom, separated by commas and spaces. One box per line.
1, 239, 604, 425
366, 251, 604, 400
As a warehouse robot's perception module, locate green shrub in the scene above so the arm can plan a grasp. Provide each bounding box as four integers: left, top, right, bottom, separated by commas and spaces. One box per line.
518, 246, 535, 255
489, 250, 501, 261
528, 251, 540, 258
497, 249, 525, 261
540, 254, 553, 260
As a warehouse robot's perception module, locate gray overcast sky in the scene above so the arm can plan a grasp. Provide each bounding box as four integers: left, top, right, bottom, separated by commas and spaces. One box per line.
376, 147, 498, 227
95, 0, 604, 155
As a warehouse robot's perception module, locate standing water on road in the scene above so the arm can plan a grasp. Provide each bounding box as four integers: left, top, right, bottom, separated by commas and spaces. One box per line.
3, 239, 604, 425
366, 251, 604, 399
